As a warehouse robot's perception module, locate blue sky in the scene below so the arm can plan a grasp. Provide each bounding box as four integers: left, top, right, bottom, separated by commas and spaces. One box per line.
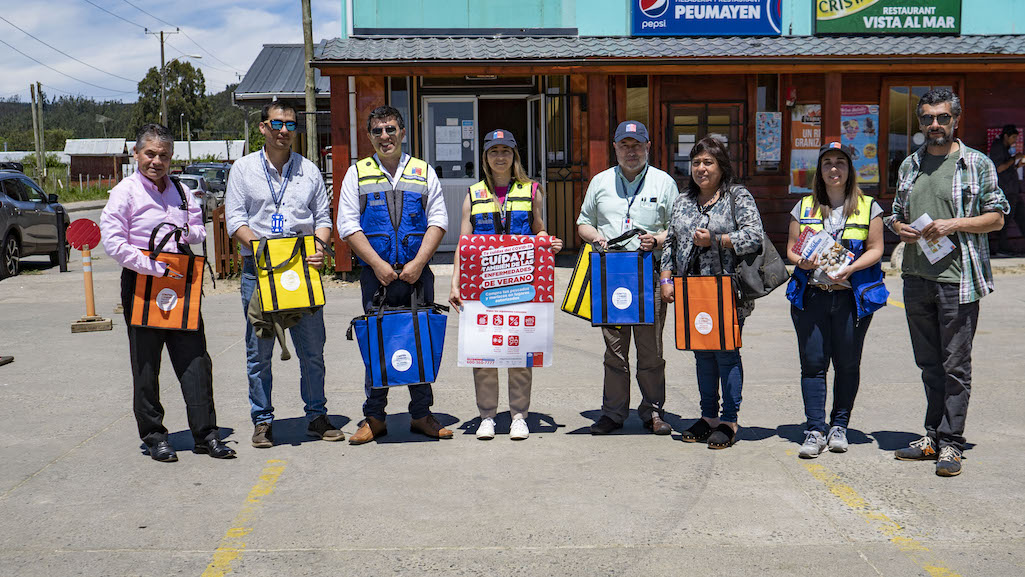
0, 0, 343, 102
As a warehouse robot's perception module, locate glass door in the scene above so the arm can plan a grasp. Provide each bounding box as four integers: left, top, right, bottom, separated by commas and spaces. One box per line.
423, 96, 478, 251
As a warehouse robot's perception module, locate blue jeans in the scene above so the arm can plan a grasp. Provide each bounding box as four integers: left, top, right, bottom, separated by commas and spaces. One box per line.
241, 258, 328, 425
693, 320, 744, 423
359, 266, 435, 421
791, 288, 873, 434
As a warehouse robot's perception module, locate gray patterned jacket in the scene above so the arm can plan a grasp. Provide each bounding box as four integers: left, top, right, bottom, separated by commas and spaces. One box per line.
660, 185, 765, 320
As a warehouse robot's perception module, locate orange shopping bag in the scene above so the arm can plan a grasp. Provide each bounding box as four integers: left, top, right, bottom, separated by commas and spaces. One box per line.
130, 223, 204, 331
673, 274, 741, 351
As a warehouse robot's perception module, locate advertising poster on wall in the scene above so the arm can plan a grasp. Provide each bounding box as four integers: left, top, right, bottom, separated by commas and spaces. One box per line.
815, 0, 961, 35
632, 0, 783, 36
756, 112, 782, 164
457, 235, 555, 368
840, 105, 880, 186
790, 104, 821, 194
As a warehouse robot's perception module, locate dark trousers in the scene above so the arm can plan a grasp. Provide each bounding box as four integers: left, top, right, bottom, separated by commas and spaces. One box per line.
904, 276, 979, 452
791, 288, 872, 434
121, 270, 218, 446
359, 266, 435, 421
998, 191, 1025, 252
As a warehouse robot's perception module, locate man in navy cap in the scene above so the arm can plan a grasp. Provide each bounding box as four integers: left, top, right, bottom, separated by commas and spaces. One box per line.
576, 121, 679, 435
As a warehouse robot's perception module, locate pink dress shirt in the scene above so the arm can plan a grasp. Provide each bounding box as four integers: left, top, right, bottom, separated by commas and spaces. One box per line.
100, 171, 205, 277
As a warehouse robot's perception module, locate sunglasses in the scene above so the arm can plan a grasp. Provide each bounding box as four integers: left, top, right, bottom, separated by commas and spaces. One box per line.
267, 119, 297, 131
370, 125, 399, 136
919, 114, 954, 126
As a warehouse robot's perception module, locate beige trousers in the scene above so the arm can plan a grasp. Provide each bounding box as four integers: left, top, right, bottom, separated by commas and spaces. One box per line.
599, 293, 668, 425
473, 367, 532, 420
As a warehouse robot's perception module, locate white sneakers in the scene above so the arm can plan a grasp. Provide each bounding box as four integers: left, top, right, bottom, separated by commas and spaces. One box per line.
510, 418, 530, 440
477, 417, 496, 440
476, 417, 530, 440
799, 431, 827, 458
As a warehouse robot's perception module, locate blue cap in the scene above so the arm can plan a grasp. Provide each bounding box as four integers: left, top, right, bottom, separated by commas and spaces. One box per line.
614, 121, 649, 143
484, 129, 517, 152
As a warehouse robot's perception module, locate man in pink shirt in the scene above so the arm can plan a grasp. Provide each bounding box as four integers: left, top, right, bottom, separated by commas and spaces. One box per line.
101, 123, 234, 462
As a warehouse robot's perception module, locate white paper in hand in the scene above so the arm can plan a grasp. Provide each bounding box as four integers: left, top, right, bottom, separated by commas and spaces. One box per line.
910, 213, 956, 264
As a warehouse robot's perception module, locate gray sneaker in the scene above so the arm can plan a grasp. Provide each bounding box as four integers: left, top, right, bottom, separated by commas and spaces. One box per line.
799, 431, 827, 459
936, 445, 963, 477
827, 426, 849, 453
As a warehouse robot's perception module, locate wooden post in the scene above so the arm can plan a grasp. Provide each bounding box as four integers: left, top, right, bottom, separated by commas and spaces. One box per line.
824, 72, 842, 144
36, 81, 45, 181
30, 84, 43, 180
586, 74, 611, 183
329, 74, 353, 273
301, 0, 319, 166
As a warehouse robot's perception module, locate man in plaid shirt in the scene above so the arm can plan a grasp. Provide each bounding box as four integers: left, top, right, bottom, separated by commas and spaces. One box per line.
884, 88, 1009, 477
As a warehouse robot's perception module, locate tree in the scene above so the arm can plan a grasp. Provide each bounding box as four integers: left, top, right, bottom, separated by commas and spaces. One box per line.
131, 61, 211, 134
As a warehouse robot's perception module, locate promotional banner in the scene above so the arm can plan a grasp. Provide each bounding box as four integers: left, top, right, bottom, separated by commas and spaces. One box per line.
756, 112, 782, 164
457, 235, 555, 368
632, 0, 783, 36
840, 105, 880, 186
815, 0, 961, 35
790, 104, 821, 194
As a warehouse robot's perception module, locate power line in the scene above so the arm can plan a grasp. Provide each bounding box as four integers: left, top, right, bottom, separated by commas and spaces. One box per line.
180, 30, 244, 73
120, 0, 175, 27
80, 0, 145, 29
165, 40, 235, 75
0, 38, 136, 94
120, 0, 244, 72
40, 82, 133, 100
0, 16, 138, 84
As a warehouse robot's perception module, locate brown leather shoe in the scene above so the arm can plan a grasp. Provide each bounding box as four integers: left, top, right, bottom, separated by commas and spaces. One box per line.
348, 416, 387, 445
643, 414, 673, 436
410, 414, 453, 439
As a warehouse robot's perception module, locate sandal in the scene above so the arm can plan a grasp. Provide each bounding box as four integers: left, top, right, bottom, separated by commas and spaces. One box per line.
707, 424, 738, 449
680, 419, 714, 443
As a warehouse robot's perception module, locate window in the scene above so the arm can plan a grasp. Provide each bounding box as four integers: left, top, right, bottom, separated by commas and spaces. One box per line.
666, 103, 746, 186
887, 83, 953, 188
755, 75, 781, 174
544, 76, 570, 167
2, 179, 29, 202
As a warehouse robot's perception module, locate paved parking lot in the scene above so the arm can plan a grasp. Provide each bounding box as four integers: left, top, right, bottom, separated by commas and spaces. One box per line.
1, 206, 1023, 576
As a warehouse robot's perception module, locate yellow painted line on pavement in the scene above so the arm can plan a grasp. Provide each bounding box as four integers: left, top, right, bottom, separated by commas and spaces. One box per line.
888, 298, 905, 309
202, 459, 287, 577
802, 462, 961, 577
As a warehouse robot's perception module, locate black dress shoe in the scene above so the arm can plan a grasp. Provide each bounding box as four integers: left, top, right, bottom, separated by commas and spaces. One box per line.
146, 440, 178, 462
590, 415, 624, 435
194, 438, 237, 459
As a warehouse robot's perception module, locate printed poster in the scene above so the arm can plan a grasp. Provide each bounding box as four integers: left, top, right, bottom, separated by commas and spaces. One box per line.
457, 235, 555, 368
841, 105, 880, 186
756, 112, 782, 163
790, 104, 821, 194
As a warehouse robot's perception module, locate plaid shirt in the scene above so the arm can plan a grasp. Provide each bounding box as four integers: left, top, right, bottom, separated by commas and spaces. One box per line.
884, 139, 1009, 303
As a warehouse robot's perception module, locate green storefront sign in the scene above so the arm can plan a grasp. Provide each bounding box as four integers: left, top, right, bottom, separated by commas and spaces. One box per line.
815, 0, 961, 34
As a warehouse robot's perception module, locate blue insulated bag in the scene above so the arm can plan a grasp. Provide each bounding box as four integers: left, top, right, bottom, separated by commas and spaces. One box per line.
589, 229, 655, 326
347, 286, 448, 388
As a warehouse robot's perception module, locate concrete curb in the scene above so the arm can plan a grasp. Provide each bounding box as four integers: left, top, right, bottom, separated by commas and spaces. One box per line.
63, 199, 109, 213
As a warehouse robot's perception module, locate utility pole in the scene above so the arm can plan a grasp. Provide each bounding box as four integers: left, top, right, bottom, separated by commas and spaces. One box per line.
187, 121, 192, 164
36, 82, 45, 180
301, 0, 319, 166
29, 84, 43, 180
145, 28, 179, 126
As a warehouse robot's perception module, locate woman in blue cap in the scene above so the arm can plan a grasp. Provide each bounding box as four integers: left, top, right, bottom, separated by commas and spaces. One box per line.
785, 141, 888, 458
449, 129, 563, 440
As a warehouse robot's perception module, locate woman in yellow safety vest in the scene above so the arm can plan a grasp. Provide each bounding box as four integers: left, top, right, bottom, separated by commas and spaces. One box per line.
448, 129, 563, 440
785, 142, 889, 459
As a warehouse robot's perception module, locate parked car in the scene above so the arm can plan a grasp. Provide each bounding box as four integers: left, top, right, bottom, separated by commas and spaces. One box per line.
174, 174, 219, 219
0, 170, 70, 279
183, 162, 231, 193
0, 162, 24, 173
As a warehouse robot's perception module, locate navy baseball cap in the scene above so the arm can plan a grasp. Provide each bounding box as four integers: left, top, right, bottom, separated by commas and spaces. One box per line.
484, 129, 517, 152
614, 121, 649, 143
818, 141, 855, 164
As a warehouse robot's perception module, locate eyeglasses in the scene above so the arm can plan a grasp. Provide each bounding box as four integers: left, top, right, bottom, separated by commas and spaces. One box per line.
370, 125, 399, 136
267, 120, 297, 131
919, 114, 954, 126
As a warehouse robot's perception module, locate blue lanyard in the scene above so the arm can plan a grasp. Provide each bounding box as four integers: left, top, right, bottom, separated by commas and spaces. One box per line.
261, 150, 293, 210
616, 167, 647, 219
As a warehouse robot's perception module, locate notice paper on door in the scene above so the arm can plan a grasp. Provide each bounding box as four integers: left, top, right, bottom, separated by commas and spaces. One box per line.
910, 213, 956, 264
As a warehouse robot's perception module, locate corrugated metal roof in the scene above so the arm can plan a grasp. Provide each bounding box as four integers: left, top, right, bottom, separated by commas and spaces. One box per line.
235, 42, 330, 100
316, 34, 1025, 63
171, 140, 245, 162
0, 151, 71, 164
63, 139, 128, 156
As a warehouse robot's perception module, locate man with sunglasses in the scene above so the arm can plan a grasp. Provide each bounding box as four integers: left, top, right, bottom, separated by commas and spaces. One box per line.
225, 100, 343, 448
337, 105, 452, 445
885, 88, 1009, 477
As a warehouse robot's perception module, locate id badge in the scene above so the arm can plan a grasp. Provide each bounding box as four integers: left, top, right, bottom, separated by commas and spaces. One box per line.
271, 212, 284, 234
622, 217, 633, 234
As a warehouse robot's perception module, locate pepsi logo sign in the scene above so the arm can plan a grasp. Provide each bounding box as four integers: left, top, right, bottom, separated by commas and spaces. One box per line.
639, 0, 668, 18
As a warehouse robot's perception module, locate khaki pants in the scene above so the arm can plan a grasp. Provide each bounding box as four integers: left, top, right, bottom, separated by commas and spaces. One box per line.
473, 367, 532, 420
600, 293, 667, 425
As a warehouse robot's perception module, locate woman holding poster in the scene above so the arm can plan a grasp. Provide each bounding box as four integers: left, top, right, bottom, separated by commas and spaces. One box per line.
784, 142, 888, 459
449, 129, 563, 440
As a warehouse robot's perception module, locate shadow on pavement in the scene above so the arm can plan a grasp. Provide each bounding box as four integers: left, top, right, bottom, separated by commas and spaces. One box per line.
872, 430, 975, 454
457, 412, 562, 435
141, 426, 237, 454
258, 415, 351, 447
367, 412, 461, 444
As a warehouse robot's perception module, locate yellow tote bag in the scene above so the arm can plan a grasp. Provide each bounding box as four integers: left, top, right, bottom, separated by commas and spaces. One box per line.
561, 242, 593, 321
252, 236, 326, 312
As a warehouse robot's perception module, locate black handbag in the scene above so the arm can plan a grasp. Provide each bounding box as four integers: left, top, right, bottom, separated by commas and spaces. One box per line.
727, 186, 790, 300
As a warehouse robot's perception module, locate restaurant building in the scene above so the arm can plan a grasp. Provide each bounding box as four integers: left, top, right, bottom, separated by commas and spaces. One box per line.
312, 0, 1025, 270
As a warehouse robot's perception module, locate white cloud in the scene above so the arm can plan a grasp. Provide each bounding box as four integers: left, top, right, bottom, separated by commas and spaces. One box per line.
0, 0, 345, 102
